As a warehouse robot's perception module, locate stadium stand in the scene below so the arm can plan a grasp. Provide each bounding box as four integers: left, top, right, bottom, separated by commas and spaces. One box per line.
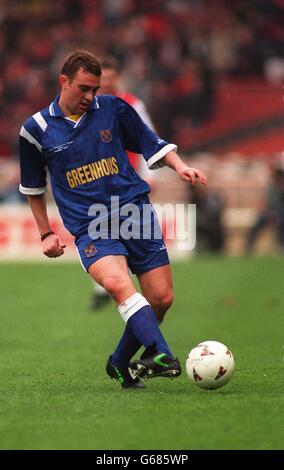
0, 0, 283, 254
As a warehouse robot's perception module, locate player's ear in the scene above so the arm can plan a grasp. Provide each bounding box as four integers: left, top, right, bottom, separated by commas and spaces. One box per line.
59, 74, 69, 89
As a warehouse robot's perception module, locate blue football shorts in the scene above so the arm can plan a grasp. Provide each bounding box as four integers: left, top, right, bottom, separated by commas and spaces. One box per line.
74, 195, 170, 274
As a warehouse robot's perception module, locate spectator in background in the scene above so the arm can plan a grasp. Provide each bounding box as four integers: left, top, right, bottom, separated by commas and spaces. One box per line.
246, 160, 284, 253
173, 59, 214, 127
0, 161, 25, 204
189, 184, 225, 252
0, 0, 282, 160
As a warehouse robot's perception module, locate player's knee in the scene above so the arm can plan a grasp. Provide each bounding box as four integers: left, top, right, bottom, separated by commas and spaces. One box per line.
152, 290, 173, 316
102, 276, 130, 299
162, 291, 174, 311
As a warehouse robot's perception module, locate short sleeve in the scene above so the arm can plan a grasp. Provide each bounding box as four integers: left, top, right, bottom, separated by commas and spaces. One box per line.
116, 98, 177, 169
19, 127, 47, 195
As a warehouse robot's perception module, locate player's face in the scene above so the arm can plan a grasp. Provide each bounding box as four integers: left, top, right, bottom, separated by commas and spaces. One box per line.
99, 68, 120, 95
60, 68, 101, 114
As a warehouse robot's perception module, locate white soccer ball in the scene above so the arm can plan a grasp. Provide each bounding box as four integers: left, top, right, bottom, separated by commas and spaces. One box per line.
186, 340, 235, 390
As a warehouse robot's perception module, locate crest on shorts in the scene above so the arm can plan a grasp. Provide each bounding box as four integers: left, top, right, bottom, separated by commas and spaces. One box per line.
84, 243, 97, 257
99, 129, 112, 143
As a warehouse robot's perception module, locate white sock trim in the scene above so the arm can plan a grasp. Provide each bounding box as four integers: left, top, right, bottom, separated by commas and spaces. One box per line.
118, 293, 150, 323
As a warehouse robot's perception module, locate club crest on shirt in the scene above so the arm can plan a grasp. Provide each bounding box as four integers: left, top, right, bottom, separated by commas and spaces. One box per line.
100, 129, 112, 143
84, 243, 97, 257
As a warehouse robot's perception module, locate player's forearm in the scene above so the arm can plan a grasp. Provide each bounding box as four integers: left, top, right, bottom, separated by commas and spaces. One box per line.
162, 150, 188, 173
162, 150, 208, 185
27, 194, 52, 237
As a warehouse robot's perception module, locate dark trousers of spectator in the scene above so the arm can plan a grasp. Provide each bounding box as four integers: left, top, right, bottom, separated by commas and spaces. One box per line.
246, 210, 284, 251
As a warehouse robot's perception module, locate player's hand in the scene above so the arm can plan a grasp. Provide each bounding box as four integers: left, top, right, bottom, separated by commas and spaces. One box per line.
42, 234, 66, 258
176, 165, 207, 186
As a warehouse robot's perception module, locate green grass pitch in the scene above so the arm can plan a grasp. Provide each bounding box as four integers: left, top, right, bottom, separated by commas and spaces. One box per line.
0, 257, 283, 450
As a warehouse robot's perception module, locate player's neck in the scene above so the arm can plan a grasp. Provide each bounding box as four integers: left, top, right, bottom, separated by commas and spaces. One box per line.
58, 95, 77, 117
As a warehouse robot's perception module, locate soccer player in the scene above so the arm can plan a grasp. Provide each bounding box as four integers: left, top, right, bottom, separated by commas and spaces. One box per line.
90, 56, 156, 309
99, 56, 156, 175
19, 50, 207, 389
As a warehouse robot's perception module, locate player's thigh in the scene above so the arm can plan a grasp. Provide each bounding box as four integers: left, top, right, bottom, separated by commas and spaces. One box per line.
88, 255, 136, 304
137, 264, 173, 308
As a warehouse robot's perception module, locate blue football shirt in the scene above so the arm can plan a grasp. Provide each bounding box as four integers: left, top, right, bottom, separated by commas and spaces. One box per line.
19, 95, 177, 236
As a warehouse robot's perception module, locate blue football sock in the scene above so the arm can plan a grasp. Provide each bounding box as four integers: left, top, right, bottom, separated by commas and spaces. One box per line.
127, 305, 172, 357
111, 325, 142, 367
112, 293, 172, 366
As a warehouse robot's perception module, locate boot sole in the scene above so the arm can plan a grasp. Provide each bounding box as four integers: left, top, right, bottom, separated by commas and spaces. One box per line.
133, 363, 181, 380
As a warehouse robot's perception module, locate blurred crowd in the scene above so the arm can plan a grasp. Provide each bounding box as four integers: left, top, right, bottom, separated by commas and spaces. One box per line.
0, 0, 283, 161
